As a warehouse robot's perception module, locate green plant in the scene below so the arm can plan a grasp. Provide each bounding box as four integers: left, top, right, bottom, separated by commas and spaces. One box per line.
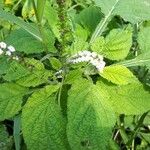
0, 0, 150, 150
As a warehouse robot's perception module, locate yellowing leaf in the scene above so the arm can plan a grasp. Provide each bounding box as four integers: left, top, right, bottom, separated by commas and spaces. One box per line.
100, 65, 138, 85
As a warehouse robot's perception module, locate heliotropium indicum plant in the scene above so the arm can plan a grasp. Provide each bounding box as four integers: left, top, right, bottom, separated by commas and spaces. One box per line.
0, 0, 150, 150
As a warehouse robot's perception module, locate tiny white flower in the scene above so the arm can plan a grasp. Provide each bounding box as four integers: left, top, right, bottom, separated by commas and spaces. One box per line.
91, 52, 97, 58
90, 59, 99, 66
97, 55, 103, 61
0, 42, 7, 49
7, 45, 15, 52
84, 56, 91, 62
72, 59, 78, 63
5, 51, 11, 56
0, 49, 3, 55
79, 57, 85, 62
76, 58, 82, 62
96, 61, 106, 72
89, 56, 94, 62
13, 56, 19, 60
82, 50, 91, 56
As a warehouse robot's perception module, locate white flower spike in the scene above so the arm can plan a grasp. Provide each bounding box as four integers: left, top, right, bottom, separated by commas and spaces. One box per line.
68, 50, 106, 72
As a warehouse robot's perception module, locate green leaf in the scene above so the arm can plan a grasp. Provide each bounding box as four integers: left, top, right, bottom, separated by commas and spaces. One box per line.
50, 57, 62, 70
75, 24, 89, 42
65, 69, 84, 84
17, 70, 52, 87
13, 115, 21, 150
67, 79, 116, 150
95, 0, 150, 24
0, 124, 9, 143
0, 8, 41, 41
0, 56, 10, 75
44, 1, 60, 39
3, 58, 52, 87
0, 124, 11, 150
99, 80, 150, 115
102, 28, 132, 60
42, 26, 56, 52
22, 85, 68, 150
36, 0, 46, 23
16, 58, 52, 87
69, 25, 89, 55
23, 58, 45, 70
3, 61, 30, 81
0, 83, 28, 121
5, 29, 44, 54
75, 6, 103, 33
100, 65, 138, 85
138, 27, 150, 53
117, 52, 150, 68
91, 36, 105, 53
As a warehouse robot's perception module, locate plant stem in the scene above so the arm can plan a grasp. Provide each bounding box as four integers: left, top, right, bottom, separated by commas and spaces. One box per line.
12, 0, 22, 12
58, 76, 65, 106
126, 112, 149, 146
13, 114, 21, 150
118, 115, 129, 149
90, 0, 120, 43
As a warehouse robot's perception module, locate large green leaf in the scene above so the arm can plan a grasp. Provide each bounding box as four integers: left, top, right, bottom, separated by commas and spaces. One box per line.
5, 29, 44, 54
3, 58, 52, 87
75, 6, 103, 33
138, 27, 150, 53
0, 83, 28, 121
99, 80, 150, 115
91, 36, 105, 53
0, 8, 41, 41
102, 28, 132, 60
100, 65, 138, 85
16, 58, 52, 87
22, 85, 68, 150
3, 61, 30, 81
67, 79, 116, 150
16, 69, 52, 87
95, 0, 150, 24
